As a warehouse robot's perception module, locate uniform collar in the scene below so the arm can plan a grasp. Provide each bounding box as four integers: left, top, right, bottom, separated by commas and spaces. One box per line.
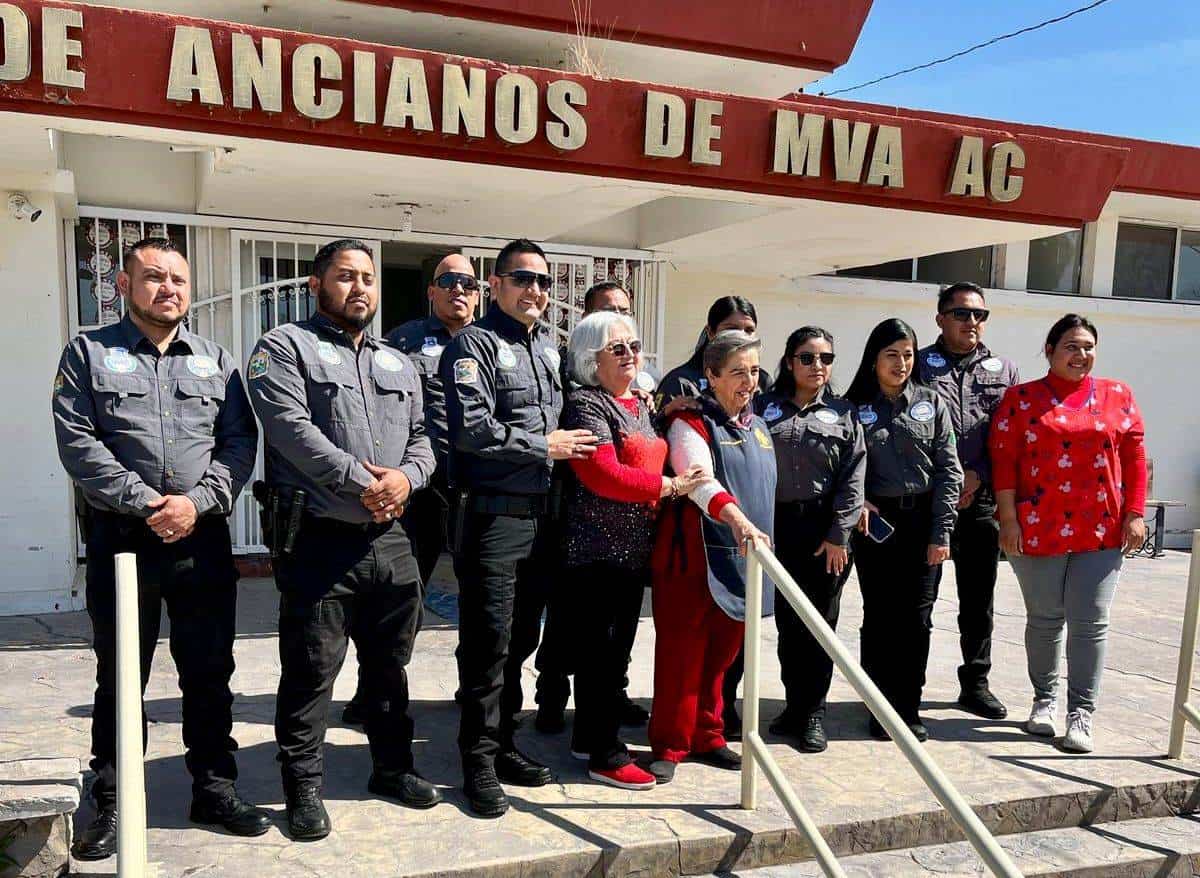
794, 385, 830, 414
118, 313, 194, 354
484, 306, 543, 343
312, 311, 379, 350
936, 337, 990, 367
878, 383, 914, 410
423, 314, 459, 340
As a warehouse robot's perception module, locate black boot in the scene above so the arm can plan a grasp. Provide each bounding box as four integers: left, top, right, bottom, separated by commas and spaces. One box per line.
285, 784, 330, 841
464, 766, 509, 818
72, 807, 118, 860
494, 748, 552, 786
368, 769, 442, 809
958, 687, 1008, 720
190, 789, 272, 836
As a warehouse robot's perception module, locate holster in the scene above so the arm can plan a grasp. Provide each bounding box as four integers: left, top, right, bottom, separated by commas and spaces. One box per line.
447, 489, 469, 555
252, 481, 306, 559
73, 486, 92, 544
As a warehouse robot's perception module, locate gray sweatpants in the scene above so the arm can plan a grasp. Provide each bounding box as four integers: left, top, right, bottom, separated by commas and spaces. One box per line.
1007, 549, 1123, 713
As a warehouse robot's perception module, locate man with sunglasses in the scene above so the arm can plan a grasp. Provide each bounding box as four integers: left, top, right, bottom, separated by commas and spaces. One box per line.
441, 238, 599, 817
919, 281, 1020, 721
329, 255, 482, 728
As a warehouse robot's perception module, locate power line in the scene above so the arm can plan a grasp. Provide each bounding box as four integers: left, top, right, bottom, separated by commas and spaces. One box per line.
820, 0, 1117, 97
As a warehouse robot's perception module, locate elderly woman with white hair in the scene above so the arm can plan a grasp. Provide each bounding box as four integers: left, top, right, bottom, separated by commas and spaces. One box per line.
562, 312, 705, 791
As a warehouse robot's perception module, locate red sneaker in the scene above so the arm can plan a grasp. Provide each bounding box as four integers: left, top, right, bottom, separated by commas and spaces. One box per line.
588, 763, 656, 791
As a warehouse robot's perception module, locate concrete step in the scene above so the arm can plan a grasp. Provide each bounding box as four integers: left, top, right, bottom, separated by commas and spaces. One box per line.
0, 757, 81, 878
723, 814, 1200, 877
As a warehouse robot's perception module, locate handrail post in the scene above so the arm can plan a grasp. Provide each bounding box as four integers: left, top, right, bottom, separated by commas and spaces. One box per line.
741, 542, 763, 810
1169, 530, 1200, 758
115, 552, 149, 878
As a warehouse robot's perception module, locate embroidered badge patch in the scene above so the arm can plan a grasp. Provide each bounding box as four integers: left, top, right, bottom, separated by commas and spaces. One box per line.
497, 342, 517, 369
762, 402, 783, 422
53, 372, 65, 394
857, 405, 878, 425
454, 358, 480, 385
754, 426, 772, 449
103, 347, 137, 374
373, 349, 404, 372
542, 347, 561, 371
814, 408, 840, 425
421, 336, 444, 358
317, 340, 342, 366
925, 352, 946, 368
981, 357, 1003, 373
248, 350, 270, 380
909, 400, 936, 422
186, 355, 220, 378
636, 371, 657, 392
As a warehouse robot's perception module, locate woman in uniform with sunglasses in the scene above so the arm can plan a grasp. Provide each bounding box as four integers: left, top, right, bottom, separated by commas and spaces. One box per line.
754, 327, 865, 752
846, 319, 962, 742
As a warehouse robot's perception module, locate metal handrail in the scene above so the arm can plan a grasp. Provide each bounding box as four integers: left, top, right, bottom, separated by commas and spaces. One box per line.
741, 544, 1023, 878
1168, 531, 1200, 758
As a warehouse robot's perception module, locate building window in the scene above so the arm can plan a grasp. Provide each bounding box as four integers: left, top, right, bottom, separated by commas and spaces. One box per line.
73, 216, 189, 328
1027, 230, 1082, 293
916, 246, 993, 288
1113, 222, 1176, 300
1178, 230, 1200, 301
835, 258, 913, 281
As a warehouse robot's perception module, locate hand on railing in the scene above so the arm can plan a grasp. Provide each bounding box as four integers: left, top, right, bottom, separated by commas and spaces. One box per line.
724, 505, 770, 556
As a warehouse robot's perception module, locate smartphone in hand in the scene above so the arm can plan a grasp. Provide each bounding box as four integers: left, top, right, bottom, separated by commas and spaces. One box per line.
866, 512, 895, 544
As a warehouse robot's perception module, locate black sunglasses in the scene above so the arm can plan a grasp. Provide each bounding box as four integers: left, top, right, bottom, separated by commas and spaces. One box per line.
603, 339, 642, 357
942, 307, 990, 323
434, 271, 480, 292
498, 270, 553, 290
791, 352, 835, 366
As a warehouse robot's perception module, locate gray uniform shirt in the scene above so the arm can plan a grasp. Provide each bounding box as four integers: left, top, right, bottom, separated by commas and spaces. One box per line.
246, 313, 435, 523
386, 315, 457, 473
52, 314, 257, 517
855, 383, 963, 545
918, 340, 1019, 487
755, 388, 866, 546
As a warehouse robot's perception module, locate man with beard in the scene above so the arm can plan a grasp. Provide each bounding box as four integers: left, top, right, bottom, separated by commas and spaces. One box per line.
247, 239, 438, 840
338, 254, 480, 727
52, 238, 268, 860
441, 238, 598, 817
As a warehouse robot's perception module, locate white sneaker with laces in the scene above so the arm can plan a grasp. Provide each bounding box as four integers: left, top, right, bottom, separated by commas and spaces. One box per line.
1062, 708, 1094, 753
1026, 698, 1058, 737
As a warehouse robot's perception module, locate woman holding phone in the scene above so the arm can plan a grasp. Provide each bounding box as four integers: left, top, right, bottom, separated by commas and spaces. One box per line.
846, 319, 963, 741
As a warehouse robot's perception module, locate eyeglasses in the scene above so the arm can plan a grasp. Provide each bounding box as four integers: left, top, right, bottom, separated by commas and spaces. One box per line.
942, 307, 990, 323
602, 339, 642, 358
498, 270, 553, 290
596, 304, 632, 315
433, 271, 480, 292
791, 352, 835, 366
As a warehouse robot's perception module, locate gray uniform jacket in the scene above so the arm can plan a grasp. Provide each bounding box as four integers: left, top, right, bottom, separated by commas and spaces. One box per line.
855, 383, 963, 546
918, 340, 1019, 487
246, 313, 435, 523
52, 314, 257, 518
440, 307, 563, 495
386, 315, 457, 473
755, 388, 866, 546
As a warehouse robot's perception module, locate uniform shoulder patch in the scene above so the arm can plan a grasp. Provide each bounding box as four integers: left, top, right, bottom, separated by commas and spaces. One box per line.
53, 371, 65, 394
857, 405, 878, 425
454, 357, 480, 385
925, 352, 947, 368
754, 426, 772, 449
762, 402, 783, 422
373, 349, 404, 372
248, 350, 270, 380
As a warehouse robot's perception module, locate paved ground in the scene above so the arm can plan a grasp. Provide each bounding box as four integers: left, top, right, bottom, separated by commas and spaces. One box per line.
2, 551, 1200, 877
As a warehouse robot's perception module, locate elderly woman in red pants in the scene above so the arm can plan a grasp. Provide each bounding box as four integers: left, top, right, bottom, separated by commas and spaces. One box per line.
648, 330, 775, 784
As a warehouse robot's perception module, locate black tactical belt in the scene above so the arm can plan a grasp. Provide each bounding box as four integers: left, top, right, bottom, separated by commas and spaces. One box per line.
869, 492, 931, 511
467, 493, 547, 518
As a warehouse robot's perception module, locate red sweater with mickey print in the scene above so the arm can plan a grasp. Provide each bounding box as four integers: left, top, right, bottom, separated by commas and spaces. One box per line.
988, 373, 1146, 556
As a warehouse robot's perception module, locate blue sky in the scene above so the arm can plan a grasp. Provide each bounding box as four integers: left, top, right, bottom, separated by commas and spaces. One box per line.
811, 0, 1198, 145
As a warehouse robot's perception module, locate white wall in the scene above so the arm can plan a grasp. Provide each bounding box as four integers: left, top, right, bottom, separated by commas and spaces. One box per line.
663, 269, 1200, 547
0, 196, 78, 614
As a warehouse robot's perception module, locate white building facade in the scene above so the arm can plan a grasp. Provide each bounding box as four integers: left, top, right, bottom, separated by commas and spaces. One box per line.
1, 0, 1198, 614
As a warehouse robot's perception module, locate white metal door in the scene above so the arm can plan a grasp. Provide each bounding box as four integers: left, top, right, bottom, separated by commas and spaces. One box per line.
231, 232, 382, 550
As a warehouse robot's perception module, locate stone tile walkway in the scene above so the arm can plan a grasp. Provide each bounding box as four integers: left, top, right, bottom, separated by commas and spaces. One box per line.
2, 553, 1199, 876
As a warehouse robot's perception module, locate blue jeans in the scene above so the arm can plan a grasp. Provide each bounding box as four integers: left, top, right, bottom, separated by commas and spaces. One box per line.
1008, 549, 1123, 713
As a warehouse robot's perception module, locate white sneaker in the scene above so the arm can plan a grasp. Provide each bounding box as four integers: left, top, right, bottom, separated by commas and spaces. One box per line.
1062, 708, 1094, 753
1026, 698, 1058, 737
